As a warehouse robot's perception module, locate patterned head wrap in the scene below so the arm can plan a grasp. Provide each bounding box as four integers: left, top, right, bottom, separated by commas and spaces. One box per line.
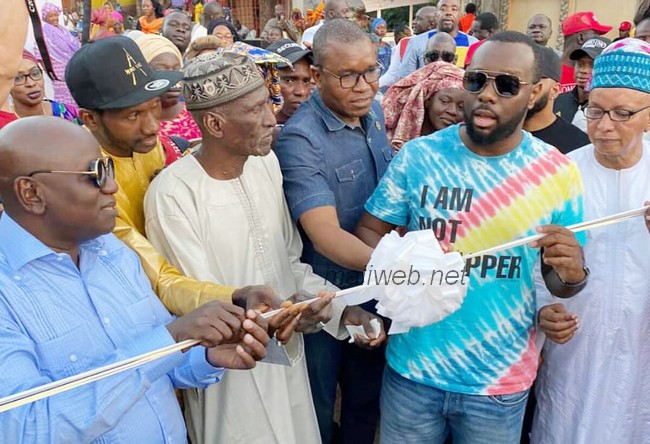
41, 2, 61, 21
382, 61, 465, 150
22, 50, 39, 65
182, 52, 266, 110
371, 18, 387, 32
217, 41, 292, 113
591, 38, 650, 93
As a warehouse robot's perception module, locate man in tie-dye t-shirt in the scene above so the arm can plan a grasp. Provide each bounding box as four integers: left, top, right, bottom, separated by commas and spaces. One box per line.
356, 32, 589, 443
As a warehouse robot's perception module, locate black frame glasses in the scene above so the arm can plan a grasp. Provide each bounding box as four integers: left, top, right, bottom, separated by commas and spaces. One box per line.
583, 105, 650, 122
424, 50, 456, 64
27, 157, 115, 189
463, 71, 531, 97
14, 67, 44, 86
319, 64, 383, 89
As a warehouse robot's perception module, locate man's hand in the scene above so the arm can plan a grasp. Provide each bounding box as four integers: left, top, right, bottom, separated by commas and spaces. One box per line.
342, 306, 386, 349
532, 225, 586, 284
232, 285, 283, 312
288, 291, 335, 334
266, 301, 302, 344
166, 301, 245, 348
645, 201, 649, 234
538, 303, 579, 344
207, 310, 270, 369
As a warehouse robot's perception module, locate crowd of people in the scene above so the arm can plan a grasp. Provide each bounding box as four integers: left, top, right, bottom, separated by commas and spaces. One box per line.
0, 0, 649, 443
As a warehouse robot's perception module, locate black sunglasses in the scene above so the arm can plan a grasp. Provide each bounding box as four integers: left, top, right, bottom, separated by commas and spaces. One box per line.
424, 50, 456, 64
463, 71, 531, 97
27, 157, 115, 189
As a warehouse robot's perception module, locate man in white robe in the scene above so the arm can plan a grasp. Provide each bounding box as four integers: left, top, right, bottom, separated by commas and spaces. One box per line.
532, 38, 650, 443
144, 52, 386, 444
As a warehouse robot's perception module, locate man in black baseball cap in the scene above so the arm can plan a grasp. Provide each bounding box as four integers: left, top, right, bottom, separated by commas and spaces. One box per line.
66, 36, 284, 319
525, 45, 590, 154
266, 38, 315, 133
66, 36, 182, 112
554, 36, 611, 125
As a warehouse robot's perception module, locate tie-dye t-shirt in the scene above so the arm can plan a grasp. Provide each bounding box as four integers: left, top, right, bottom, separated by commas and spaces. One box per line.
364, 125, 585, 395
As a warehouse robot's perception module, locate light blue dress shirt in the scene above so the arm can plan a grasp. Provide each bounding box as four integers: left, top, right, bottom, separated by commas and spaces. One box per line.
0, 214, 224, 443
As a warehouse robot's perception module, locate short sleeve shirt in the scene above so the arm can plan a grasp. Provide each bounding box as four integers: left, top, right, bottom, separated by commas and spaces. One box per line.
365, 124, 585, 395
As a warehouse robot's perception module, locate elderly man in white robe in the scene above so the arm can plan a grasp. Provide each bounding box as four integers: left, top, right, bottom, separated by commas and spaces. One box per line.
144, 52, 385, 444
532, 38, 650, 444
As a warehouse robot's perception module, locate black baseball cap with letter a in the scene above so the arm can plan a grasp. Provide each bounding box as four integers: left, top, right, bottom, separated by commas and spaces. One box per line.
65, 36, 183, 110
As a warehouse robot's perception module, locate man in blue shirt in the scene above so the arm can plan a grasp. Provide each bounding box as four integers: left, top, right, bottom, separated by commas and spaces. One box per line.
275, 18, 390, 444
0, 117, 270, 442
399, 0, 478, 77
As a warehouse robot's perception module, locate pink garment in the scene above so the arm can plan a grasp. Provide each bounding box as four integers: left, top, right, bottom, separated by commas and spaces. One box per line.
34, 6, 81, 108
160, 105, 202, 141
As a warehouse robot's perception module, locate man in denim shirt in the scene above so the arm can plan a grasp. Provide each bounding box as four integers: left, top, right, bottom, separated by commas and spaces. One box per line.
275, 18, 391, 444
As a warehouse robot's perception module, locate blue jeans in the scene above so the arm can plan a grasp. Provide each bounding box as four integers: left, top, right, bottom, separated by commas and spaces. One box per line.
380, 366, 529, 444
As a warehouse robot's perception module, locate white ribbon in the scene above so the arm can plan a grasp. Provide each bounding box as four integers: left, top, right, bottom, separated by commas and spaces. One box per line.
359, 230, 468, 334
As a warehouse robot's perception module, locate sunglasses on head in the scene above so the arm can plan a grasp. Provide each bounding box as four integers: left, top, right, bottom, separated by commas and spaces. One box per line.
26, 157, 115, 189
424, 50, 456, 64
463, 71, 531, 97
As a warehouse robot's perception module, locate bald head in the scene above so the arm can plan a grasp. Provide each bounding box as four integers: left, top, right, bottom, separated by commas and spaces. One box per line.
324, 0, 349, 20
0, 117, 117, 246
202, 2, 225, 25
426, 31, 456, 52
413, 6, 438, 34
527, 14, 553, 46
0, 117, 101, 209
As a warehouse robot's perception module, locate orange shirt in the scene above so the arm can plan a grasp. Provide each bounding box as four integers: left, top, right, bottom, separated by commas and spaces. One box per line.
138, 16, 164, 34
459, 13, 475, 33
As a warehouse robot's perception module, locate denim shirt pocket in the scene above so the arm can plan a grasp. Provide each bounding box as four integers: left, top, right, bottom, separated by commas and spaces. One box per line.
335, 159, 367, 211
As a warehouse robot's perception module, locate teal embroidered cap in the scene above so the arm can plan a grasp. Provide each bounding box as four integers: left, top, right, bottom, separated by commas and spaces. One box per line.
591, 38, 650, 93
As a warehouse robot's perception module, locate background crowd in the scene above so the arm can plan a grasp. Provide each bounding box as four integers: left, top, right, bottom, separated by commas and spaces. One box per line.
0, 0, 649, 443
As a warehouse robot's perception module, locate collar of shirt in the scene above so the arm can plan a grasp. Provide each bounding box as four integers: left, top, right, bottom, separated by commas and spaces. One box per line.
311, 89, 377, 132
0, 213, 104, 274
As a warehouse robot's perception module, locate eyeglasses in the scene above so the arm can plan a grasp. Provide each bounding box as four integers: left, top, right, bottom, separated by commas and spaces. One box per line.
583, 105, 650, 122
27, 157, 115, 189
14, 68, 43, 86
463, 71, 531, 97
319, 65, 383, 89
424, 50, 456, 64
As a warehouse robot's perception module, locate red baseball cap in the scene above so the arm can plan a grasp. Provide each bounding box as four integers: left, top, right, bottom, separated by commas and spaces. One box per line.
619, 21, 632, 32
562, 12, 612, 37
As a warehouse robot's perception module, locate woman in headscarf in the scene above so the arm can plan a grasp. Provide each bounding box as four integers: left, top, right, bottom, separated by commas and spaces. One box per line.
207, 19, 240, 48
0, 51, 81, 129
34, 2, 81, 108
218, 41, 291, 114
137, 0, 165, 34
134, 34, 202, 142
91, 8, 119, 40
382, 61, 465, 151
371, 18, 392, 76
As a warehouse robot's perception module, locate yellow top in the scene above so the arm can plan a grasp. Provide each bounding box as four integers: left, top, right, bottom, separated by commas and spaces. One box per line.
103, 141, 236, 315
